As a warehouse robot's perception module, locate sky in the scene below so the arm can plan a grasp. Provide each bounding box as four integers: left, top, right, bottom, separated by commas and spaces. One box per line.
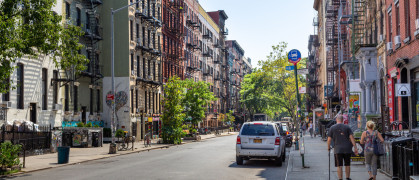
199, 0, 317, 68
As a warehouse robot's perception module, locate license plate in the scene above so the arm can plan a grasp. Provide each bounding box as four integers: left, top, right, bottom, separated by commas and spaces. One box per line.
253, 139, 262, 143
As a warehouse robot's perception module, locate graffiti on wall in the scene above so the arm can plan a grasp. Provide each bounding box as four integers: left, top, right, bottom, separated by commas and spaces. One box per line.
62, 121, 104, 127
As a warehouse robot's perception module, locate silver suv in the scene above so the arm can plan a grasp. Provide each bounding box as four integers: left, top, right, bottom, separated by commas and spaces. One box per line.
236, 121, 286, 166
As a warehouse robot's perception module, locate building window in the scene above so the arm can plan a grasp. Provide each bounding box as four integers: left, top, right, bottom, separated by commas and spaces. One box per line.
136, 23, 139, 40
388, 10, 393, 40
65, 2, 70, 19
96, 89, 100, 113
135, 89, 138, 110
65, 84, 69, 111
137, 56, 140, 76
42, 68, 48, 110
153, 62, 156, 81
143, 57, 146, 78
396, 3, 400, 35
131, 89, 134, 113
145, 90, 147, 113
2, 77, 10, 101
405, 0, 410, 37
130, 20, 133, 41
74, 85, 78, 111
142, 27, 145, 46
16, 63, 24, 109
76, 8, 81, 26
131, 54, 134, 71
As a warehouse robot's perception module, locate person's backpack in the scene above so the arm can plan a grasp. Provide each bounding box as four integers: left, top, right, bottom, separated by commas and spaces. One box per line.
373, 131, 385, 156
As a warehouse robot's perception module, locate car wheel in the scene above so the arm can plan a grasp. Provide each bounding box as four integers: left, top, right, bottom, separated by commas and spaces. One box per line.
282, 149, 286, 162
236, 156, 243, 165
274, 157, 283, 166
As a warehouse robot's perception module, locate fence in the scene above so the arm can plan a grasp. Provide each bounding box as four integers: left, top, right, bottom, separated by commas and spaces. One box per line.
0, 124, 52, 151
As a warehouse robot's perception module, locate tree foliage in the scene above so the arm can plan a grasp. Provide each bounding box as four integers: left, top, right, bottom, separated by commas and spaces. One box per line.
182, 79, 217, 128
240, 42, 307, 125
162, 76, 186, 144
220, 110, 235, 126
0, 0, 88, 93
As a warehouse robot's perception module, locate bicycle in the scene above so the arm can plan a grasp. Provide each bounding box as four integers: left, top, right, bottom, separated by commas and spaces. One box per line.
144, 132, 151, 147
118, 136, 134, 151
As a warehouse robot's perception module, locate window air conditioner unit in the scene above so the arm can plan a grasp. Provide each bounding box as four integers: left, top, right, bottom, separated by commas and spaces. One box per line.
137, 38, 141, 44
1, 101, 12, 108
386, 42, 393, 51
132, 70, 136, 76
394, 35, 401, 45
53, 104, 62, 111
136, 108, 140, 113
416, 19, 419, 30
379, 34, 384, 42
148, 75, 153, 80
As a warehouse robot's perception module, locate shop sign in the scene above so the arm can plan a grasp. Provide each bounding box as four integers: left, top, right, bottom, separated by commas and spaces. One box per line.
395, 83, 411, 97
148, 117, 153, 122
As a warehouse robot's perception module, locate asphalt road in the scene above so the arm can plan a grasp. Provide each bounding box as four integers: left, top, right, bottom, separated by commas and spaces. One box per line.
7, 135, 289, 180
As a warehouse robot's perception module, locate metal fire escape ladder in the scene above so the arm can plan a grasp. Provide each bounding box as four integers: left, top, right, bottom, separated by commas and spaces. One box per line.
325, 0, 339, 98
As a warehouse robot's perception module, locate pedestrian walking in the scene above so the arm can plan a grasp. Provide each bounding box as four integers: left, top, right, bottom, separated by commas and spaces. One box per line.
308, 121, 314, 138
360, 121, 384, 180
327, 115, 358, 180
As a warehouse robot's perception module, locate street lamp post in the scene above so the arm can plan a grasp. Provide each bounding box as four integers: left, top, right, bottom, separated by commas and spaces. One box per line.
109, 1, 142, 154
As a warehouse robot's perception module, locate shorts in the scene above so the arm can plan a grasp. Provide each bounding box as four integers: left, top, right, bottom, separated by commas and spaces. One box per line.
334, 153, 351, 167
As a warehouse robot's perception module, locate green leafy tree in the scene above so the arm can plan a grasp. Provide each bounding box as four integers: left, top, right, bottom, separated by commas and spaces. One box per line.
222, 110, 235, 125
0, 142, 21, 170
0, 0, 88, 93
182, 79, 217, 128
161, 76, 186, 144
240, 42, 307, 129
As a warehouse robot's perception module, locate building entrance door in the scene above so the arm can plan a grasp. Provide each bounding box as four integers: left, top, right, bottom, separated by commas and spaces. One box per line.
30, 103, 37, 123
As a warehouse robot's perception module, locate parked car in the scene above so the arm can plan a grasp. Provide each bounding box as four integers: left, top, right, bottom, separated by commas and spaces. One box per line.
236, 121, 286, 166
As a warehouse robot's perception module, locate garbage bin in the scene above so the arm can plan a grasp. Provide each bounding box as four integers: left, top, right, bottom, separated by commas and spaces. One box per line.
57, 146, 70, 164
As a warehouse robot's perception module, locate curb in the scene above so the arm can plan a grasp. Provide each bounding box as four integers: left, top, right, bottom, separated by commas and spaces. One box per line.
1, 133, 237, 178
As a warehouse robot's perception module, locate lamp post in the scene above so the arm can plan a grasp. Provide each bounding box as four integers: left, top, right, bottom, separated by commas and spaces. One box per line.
109, 1, 142, 154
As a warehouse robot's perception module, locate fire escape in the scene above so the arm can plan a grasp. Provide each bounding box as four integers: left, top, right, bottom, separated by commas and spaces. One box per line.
162, 0, 185, 82
337, 0, 367, 111
135, 0, 162, 89
325, 0, 340, 107
185, 13, 200, 77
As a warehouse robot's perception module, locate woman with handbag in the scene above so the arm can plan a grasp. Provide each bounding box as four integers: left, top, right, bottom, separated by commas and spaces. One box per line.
360, 121, 384, 180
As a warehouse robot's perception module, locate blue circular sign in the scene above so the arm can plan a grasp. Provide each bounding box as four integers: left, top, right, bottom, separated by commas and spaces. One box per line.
288, 49, 301, 64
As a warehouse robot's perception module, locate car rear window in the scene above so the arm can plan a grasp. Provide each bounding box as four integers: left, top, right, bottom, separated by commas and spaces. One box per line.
241, 124, 275, 136
282, 126, 288, 131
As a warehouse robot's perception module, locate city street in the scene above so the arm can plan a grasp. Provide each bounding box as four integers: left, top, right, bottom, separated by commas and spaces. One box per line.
7, 135, 289, 180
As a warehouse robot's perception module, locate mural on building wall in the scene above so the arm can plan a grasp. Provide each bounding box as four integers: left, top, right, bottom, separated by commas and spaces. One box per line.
105, 91, 128, 128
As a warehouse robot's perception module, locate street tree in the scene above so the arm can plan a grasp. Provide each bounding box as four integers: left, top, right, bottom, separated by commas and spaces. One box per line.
161, 76, 186, 144
183, 79, 217, 129
240, 42, 307, 128
220, 110, 235, 126
0, 0, 88, 93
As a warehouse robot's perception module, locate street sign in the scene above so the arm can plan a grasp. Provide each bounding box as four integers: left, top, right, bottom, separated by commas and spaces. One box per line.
395, 83, 411, 97
297, 68, 309, 75
286, 66, 294, 71
288, 49, 301, 65
299, 87, 306, 94
106, 94, 114, 101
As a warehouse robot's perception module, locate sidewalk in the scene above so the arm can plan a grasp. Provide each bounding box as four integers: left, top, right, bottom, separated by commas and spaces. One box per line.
286, 134, 391, 180
13, 132, 237, 174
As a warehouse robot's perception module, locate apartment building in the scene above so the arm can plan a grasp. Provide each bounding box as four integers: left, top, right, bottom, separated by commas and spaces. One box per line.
101, 0, 162, 139
0, 1, 66, 127
162, 0, 184, 82
225, 40, 245, 123
385, 0, 419, 135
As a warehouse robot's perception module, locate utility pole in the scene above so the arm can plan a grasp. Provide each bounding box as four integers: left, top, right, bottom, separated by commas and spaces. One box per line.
109, 0, 142, 154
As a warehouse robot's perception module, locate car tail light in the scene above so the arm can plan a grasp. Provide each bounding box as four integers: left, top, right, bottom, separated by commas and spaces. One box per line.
286, 131, 289, 135
275, 137, 280, 145
237, 136, 241, 144
253, 123, 263, 125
